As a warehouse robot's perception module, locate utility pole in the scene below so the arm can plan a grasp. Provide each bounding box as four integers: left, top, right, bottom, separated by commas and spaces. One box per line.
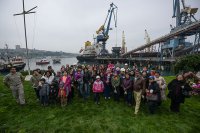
14, 0, 37, 75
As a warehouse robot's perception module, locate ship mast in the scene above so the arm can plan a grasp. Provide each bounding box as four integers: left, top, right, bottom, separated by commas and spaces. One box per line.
5, 44, 10, 63
14, 0, 37, 75
121, 31, 126, 54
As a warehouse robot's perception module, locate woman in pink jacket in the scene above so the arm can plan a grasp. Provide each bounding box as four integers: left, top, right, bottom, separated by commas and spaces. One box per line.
58, 71, 71, 106
93, 76, 104, 105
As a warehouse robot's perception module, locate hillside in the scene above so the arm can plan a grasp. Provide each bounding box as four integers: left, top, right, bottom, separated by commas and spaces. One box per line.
0, 48, 79, 58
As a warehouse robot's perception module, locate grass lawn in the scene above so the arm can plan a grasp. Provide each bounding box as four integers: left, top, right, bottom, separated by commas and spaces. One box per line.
0, 76, 200, 133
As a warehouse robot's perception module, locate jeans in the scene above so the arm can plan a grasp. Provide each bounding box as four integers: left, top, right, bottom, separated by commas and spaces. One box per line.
104, 84, 111, 98
94, 93, 100, 103
84, 83, 90, 98
125, 89, 133, 105
78, 82, 84, 98
40, 95, 48, 105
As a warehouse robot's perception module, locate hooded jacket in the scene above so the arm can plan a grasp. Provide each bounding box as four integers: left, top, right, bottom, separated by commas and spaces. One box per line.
93, 80, 104, 93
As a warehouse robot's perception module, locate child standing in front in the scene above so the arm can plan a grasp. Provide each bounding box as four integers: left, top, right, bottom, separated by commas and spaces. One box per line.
38, 78, 49, 106
92, 76, 104, 105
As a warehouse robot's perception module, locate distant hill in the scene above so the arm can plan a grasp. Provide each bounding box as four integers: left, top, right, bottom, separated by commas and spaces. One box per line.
0, 48, 80, 58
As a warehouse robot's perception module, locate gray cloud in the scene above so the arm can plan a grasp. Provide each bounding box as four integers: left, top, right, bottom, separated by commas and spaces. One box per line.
0, 0, 200, 53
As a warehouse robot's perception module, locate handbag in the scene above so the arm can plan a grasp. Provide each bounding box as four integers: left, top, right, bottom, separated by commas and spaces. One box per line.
146, 93, 158, 101
182, 84, 191, 98
182, 89, 190, 98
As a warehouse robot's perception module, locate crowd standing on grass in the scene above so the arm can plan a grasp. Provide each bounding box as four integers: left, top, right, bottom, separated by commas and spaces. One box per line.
3, 63, 200, 115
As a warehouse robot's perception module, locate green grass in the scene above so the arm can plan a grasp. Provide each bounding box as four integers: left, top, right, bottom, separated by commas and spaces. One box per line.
0, 76, 200, 133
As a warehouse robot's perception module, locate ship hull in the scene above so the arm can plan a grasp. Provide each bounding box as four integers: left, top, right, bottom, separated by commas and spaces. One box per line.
0, 63, 26, 73
76, 55, 97, 63
36, 62, 50, 65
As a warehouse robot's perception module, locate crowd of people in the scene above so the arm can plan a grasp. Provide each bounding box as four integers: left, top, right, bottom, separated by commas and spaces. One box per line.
3, 62, 200, 115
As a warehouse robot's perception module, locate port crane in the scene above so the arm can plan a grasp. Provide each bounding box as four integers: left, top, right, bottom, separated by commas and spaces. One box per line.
96, 3, 118, 56
173, 0, 198, 28
161, 0, 199, 58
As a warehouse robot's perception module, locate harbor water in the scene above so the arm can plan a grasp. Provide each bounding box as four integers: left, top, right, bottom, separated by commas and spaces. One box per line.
24, 57, 78, 72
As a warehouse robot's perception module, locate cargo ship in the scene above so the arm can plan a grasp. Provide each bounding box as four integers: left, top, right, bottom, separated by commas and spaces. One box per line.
76, 41, 102, 63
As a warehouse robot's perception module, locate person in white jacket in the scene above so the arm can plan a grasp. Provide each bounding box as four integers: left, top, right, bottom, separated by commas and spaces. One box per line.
42, 71, 54, 85
154, 71, 167, 101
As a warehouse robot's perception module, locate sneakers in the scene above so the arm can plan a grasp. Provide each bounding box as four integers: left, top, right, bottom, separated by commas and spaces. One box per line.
95, 102, 100, 105
105, 97, 110, 100
128, 103, 132, 107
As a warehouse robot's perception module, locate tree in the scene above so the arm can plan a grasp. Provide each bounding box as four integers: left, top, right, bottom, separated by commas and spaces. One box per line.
174, 54, 200, 74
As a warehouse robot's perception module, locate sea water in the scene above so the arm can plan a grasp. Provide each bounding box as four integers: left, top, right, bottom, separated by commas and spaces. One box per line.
24, 57, 78, 72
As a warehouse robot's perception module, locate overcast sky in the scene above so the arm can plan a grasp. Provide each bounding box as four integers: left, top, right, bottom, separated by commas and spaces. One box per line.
0, 0, 199, 53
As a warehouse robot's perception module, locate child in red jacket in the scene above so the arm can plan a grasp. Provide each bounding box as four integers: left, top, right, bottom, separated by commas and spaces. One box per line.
93, 76, 104, 105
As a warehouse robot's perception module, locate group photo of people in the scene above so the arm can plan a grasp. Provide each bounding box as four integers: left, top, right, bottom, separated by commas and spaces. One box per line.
3, 62, 200, 115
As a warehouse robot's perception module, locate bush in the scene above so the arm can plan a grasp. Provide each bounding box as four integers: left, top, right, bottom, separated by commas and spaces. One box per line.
174, 54, 200, 74
20, 70, 46, 76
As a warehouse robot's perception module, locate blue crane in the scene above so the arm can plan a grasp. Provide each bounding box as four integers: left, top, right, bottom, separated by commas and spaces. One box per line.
173, 0, 198, 28
161, 0, 199, 59
96, 3, 118, 56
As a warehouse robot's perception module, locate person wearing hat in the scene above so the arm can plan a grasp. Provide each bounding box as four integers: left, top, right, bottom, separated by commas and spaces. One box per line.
124, 63, 128, 68
120, 68, 125, 73
133, 70, 145, 115
146, 76, 160, 114
92, 76, 104, 104
124, 63, 130, 73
